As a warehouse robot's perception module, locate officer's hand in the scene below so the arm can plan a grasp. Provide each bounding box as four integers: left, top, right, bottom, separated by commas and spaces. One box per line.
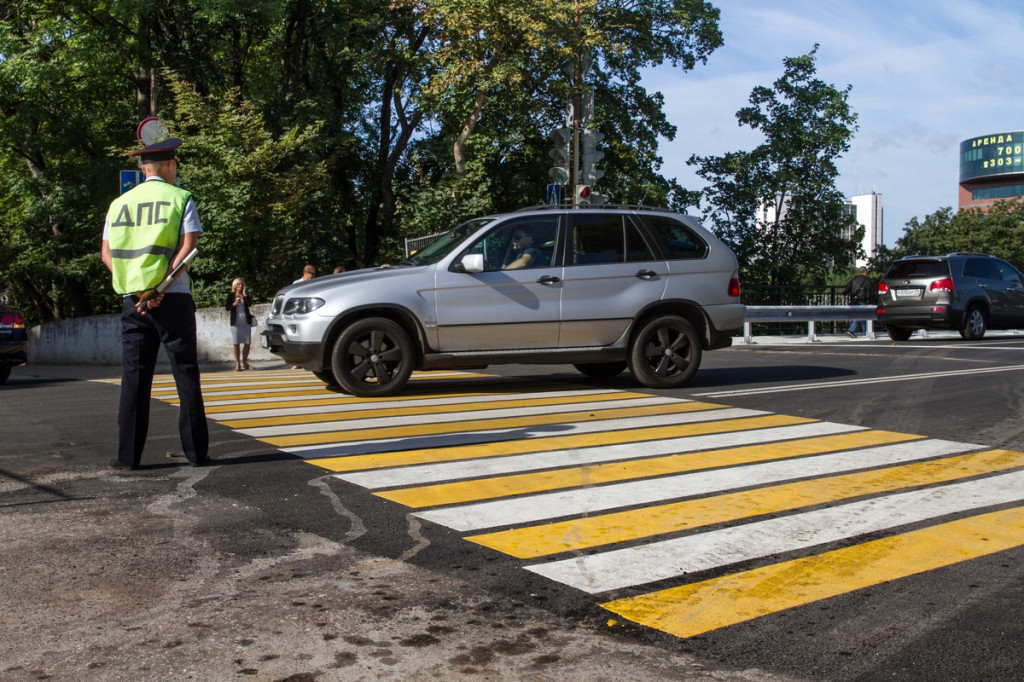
136, 292, 165, 315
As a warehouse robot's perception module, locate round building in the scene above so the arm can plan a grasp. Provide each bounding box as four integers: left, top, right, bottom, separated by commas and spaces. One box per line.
959, 131, 1024, 210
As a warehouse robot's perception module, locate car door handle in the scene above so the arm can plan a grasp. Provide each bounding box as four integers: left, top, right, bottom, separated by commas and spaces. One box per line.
537, 275, 561, 285
636, 269, 658, 279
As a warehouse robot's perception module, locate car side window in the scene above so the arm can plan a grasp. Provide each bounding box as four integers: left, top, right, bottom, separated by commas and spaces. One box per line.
571, 213, 655, 265
996, 260, 1024, 284
462, 216, 559, 271
965, 258, 1000, 280
639, 215, 710, 260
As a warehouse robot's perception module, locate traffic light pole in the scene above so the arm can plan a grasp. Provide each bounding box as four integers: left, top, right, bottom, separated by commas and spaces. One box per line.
571, 0, 581, 207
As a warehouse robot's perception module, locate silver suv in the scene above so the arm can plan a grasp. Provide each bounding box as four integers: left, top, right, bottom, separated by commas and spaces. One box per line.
877, 253, 1024, 341
262, 206, 744, 396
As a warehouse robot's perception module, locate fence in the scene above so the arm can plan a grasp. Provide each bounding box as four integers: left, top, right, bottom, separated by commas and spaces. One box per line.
404, 230, 449, 258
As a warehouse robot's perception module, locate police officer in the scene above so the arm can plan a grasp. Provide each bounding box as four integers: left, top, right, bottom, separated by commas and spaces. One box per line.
101, 137, 209, 469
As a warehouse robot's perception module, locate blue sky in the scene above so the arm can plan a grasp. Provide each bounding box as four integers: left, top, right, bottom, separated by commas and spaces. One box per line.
642, 0, 1024, 246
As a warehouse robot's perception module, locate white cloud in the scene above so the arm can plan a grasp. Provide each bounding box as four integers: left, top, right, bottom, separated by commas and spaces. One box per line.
642, 0, 1024, 245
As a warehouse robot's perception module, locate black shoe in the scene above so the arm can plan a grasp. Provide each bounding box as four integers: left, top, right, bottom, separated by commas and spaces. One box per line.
109, 458, 139, 470
190, 458, 211, 467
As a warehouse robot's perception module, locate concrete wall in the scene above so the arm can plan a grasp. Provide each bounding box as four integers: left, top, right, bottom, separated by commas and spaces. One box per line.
27, 303, 275, 366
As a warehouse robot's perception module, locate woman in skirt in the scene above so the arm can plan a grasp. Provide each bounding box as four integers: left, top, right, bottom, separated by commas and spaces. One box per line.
226, 277, 254, 370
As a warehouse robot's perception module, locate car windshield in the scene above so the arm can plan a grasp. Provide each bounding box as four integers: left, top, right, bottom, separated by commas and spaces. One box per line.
404, 218, 494, 266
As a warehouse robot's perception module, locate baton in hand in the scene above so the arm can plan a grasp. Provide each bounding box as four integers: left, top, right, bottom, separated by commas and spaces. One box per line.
135, 248, 199, 313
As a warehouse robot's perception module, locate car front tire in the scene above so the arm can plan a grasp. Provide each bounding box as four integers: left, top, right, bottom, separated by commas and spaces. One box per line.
331, 317, 414, 397
628, 315, 702, 389
960, 305, 987, 340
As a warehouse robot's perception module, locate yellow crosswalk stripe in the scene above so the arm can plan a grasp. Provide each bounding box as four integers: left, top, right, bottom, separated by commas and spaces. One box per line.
467, 446, 1018, 558
380, 429, 920, 509
265, 401, 772, 448
200, 382, 587, 413
218, 391, 655, 428
601, 505, 1024, 639
311, 411, 803, 471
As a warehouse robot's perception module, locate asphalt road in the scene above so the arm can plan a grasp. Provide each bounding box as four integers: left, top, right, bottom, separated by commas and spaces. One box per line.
3, 331, 1023, 681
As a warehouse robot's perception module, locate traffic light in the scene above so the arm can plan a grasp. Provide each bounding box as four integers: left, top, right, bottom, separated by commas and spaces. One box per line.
580, 130, 605, 184
575, 184, 591, 205
548, 127, 571, 186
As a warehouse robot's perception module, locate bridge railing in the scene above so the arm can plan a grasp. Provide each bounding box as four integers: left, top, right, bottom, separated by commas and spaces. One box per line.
741, 305, 877, 343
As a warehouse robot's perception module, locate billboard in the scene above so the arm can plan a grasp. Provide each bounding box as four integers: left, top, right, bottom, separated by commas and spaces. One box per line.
960, 131, 1024, 182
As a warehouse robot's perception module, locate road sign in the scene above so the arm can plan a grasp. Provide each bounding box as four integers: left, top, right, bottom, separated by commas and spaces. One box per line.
546, 184, 565, 205
119, 170, 144, 195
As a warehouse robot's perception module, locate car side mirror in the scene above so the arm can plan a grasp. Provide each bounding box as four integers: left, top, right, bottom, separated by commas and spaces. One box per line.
457, 253, 485, 273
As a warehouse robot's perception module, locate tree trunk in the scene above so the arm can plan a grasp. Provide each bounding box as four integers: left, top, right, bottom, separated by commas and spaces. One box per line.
453, 89, 487, 174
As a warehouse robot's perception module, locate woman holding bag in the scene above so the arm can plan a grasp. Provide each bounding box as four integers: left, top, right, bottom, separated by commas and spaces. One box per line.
226, 277, 255, 370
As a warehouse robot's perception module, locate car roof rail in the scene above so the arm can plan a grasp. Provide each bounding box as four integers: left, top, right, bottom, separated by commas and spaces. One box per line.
514, 203, 677, 213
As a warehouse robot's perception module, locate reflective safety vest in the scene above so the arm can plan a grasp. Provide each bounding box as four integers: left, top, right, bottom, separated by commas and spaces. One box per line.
105, 180, 191, 295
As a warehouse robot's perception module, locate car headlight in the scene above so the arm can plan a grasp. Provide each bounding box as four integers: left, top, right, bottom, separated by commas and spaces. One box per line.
282, 297, 325, 315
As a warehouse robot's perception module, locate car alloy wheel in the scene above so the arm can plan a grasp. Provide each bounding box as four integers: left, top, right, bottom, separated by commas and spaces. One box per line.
629, 314, 702, 389
332, 317, 414, 397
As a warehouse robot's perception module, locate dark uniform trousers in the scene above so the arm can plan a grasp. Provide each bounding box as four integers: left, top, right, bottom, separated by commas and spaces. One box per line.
117, 293, 209, 466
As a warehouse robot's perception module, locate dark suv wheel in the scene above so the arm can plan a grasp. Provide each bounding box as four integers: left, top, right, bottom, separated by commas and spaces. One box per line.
331, 317, 414, 397
628, 315, 702, 389
960, 304, 987, 340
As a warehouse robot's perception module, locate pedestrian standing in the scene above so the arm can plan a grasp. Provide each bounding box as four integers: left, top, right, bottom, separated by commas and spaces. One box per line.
844, 266, 873, 337
294, 264, 316, 284
226, 277, 254, 371
101, 136, 209, 469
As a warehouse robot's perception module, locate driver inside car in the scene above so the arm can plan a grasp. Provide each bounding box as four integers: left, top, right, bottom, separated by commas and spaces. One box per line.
503, 227, 539, 270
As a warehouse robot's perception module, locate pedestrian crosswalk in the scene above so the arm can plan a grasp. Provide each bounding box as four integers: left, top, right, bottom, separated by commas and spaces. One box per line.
139, 367, 1024, 640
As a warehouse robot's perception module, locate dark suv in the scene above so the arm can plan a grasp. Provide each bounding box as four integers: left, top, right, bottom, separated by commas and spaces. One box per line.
876, 253, 1024, 340
0, 304, 28, 384
263, 206, 744, 396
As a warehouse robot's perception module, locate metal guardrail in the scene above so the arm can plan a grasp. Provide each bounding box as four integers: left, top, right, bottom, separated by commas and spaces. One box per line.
742, 305, 877, 343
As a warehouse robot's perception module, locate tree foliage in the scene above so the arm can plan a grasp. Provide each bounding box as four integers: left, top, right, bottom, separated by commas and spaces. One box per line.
870, 200, 1024, 273
688, 45, 860, 287
1, 0, 723, 326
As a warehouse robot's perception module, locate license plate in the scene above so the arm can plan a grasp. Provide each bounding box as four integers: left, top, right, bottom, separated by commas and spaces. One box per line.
894, 288, 920, 298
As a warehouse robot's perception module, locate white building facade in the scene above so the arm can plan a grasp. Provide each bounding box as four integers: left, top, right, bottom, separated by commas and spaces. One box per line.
758, 192, 884, 269
848, 192, 883, 268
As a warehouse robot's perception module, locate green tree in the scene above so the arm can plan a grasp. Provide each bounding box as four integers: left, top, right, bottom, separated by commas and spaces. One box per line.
165, 76, 330, 305
688, 45, 860, 288
0, 3, 137, 324
399, 0, 722, 226
877, 200, 1024, 271
1, 0, 725, 326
